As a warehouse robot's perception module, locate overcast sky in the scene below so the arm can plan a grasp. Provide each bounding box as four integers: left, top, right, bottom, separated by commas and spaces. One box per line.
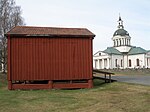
16, 0, 150, 53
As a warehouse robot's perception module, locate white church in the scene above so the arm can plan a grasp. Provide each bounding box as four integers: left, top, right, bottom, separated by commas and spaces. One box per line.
93, 16, 150, 69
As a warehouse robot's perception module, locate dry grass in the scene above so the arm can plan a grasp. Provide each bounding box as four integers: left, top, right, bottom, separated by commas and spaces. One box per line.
0, 73, 150, 112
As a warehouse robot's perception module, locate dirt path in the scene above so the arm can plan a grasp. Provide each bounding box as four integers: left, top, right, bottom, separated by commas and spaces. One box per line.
112, 75, 150, 86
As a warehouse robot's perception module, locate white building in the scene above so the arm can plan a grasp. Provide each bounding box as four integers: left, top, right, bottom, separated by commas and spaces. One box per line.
93, 16, 150, 69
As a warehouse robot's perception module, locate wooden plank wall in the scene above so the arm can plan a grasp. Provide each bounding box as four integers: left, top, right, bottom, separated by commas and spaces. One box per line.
10, 37, 93, 81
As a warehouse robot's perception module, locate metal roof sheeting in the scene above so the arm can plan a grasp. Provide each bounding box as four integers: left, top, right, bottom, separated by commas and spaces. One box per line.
102, 47, 149, 55
5, 26, 95, 37
128, 47, 147, 55
113, 29, 129, 36
103, 47, 122, 55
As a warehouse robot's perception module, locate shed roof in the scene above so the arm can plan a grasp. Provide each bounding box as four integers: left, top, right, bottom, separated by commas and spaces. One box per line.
5, 26, 95, 37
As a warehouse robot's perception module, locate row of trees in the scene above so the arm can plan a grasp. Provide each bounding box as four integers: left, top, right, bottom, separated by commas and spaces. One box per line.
0, 0, 25, 73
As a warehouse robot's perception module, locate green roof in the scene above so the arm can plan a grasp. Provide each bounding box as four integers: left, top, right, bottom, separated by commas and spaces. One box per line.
113, 29, 129, 36
128, 47, 147, 55
104, 47, 122, 55
147, 50, 150, 53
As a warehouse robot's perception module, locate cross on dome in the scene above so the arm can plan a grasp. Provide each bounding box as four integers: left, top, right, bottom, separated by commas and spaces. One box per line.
117, 14, 124, 29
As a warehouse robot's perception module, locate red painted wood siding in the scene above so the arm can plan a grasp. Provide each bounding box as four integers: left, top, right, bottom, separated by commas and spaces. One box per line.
10, 37, 93, 81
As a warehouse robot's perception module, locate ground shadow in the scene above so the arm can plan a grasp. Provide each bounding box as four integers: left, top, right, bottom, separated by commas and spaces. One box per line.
93, 76, 117, 88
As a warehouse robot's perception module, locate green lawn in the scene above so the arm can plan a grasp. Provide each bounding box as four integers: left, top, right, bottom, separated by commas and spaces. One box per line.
0, 73, 150, 112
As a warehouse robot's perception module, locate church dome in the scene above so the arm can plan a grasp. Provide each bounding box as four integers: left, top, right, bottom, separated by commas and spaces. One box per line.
113, 29, 129, 36
112, 16, 131, 47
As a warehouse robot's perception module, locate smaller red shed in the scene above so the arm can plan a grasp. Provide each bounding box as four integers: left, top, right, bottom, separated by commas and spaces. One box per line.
6, 26, 95, 90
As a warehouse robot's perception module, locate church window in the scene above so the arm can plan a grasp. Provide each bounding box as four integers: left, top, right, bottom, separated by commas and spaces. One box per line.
104, 59, 107, 68
114, 41, 116, 46
127, 39, 129, 45
116, 40, 118, 46
95, 60, 98, 69
121, 60, 123, 67
99, 59, 102, 69
122, 39, 124, 45
119, 39, 121, 46
125, 39, 126, 45
136, 59, 140, 66
129, 59, 132, 67
99, 53, 101, 56
115, 59, 118, 67
126, 39, 128, 45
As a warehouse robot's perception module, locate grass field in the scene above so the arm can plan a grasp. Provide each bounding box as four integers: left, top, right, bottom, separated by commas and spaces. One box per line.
0, 73, 150, 112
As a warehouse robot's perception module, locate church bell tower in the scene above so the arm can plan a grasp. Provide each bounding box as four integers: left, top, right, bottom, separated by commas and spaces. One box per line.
112, 15, 131, 53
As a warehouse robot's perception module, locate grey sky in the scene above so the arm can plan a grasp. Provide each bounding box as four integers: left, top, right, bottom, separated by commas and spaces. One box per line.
16, 0, 150, 53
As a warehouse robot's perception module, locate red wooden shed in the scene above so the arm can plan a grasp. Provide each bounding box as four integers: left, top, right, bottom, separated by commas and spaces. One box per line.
6, 26, 95, 90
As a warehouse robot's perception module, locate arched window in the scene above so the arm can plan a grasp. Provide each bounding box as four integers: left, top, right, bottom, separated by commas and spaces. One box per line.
137, 59, 140, 66
104, 59, 107, 68
129, 59, 132, 67
95, 60, 98, 69
125, 39, 126, 45
114, 40, 116, 47
121, 59, 123, 67
99, 59, 102, 69
122, 39, 124, 45
120, 39, 121, 46
115, 59, 118, 67
116, 40, 118, 46
128, 40, 130, 46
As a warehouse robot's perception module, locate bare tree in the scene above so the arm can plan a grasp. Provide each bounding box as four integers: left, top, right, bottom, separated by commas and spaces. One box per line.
0, 0, 25, 73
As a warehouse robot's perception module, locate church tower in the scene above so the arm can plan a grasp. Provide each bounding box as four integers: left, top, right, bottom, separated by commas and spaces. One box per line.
112, 16, 131, 53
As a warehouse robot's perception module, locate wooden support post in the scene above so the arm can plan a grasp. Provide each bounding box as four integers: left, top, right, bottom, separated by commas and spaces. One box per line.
8, 81, 12, 90
88, 79, 93, 88
109, 74, 111, 83
104, 74, 106, 83
48, 81, 53, 89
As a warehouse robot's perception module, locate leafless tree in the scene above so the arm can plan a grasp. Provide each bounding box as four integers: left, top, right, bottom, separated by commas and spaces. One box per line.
0, 0, 25, 73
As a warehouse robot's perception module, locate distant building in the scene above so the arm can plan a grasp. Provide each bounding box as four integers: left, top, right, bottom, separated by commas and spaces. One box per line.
93, 16, 150, 69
